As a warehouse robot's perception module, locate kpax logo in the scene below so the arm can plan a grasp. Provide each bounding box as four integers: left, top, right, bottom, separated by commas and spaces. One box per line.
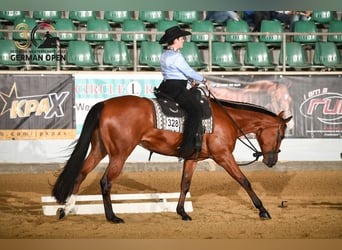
299, 89, 342, 125
0, 83, 69, 119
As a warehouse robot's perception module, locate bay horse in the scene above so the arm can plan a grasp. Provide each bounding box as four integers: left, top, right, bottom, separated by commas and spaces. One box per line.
52, 93, 292, 223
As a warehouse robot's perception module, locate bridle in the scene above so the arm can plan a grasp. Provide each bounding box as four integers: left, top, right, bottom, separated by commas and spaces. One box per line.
235, 121, 282, 166
206, 87, 283, 166
256, 122, 282, 159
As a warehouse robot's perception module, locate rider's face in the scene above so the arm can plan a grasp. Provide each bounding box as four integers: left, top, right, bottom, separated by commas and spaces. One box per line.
174, 36, 185, 49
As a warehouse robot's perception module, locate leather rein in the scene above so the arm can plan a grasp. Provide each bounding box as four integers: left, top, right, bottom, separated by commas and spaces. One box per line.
206, 87, 281, 166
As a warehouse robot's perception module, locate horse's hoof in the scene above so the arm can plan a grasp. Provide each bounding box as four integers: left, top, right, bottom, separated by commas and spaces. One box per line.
109, 217, 125, 224
57, 208, 65, 220
259, 211, 272, 220
181, 214, 192, 221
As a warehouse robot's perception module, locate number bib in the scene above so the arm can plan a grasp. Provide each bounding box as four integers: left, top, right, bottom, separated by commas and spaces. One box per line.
165, 117, 182, 132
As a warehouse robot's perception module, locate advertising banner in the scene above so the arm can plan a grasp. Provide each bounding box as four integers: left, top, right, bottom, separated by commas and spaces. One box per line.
74, 74, 342, 138
75, 73, 162, 134
208, 75, 342, 138
0, 74, 75, 140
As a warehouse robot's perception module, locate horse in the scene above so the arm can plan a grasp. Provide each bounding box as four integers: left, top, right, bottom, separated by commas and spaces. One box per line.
52, 93, 292, 223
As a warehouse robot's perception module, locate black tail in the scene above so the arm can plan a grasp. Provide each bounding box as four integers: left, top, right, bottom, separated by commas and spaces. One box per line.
52, 102, 104, 203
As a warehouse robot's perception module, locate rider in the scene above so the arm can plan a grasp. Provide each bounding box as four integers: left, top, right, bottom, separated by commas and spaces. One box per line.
157, 25, 208, 159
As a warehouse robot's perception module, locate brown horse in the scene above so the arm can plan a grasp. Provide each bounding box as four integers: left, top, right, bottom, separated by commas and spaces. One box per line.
52, 94, 292, 223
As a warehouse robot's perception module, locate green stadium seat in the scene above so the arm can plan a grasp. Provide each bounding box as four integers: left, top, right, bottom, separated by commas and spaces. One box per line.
69, 11, 96, 23
121, 19, 148, 43
65, 41, 98, 68
53, 18, 77, 43
279, 42, 311, 70
85, 19, 112, 43
139, 41, 163, 69
191, 20, 216, 45
104, 11, 131, 25
211, 42, 241, 70
139, 11, 165, 25
173, 11, 200, 25
13, 17, 39, 41
33, 11, 62, 21
156, 20, 179, 41
225, 20, 252, 46
293, 20, 319, 46
259, 20, 283, 47
244, 42, 276, 70
0, 11, 24, 23
313, 42, 342, 69
311, 11, 335, 24
102, 40, 132, 69
0, 40, 24, 68
327, 20, 342, 46
180, 42, 207, 70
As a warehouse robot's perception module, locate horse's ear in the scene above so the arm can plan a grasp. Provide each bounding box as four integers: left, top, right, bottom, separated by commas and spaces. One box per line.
278, 111, 285, 118
278, 111, 292, 124
284, 116, 293, 124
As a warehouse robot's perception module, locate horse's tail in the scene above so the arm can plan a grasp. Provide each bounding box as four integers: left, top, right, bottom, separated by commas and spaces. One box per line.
52, 102, 104, 204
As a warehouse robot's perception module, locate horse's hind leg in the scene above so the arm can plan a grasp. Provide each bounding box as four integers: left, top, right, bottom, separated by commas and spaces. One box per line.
60, 129, 107, 219
62, 152, 105, 217
100, 157, 126, 223
215, 156, 271, 220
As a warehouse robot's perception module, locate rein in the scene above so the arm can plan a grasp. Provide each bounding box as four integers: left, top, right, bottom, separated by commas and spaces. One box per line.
206, 88, 264, 166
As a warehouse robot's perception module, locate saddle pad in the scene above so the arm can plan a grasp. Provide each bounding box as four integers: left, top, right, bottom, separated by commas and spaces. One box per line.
151, 99, 213, 134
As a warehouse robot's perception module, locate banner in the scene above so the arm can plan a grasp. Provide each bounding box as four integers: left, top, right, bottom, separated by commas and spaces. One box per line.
0, 74, 75, 140
74, 74, 342, 138
208, 75, 342, 138
75, 73, 162, 135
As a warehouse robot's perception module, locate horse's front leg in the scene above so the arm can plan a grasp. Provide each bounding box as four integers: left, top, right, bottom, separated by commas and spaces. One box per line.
239, 174, 271, 219
217, 156, 271, 220
177, 160, 197, 221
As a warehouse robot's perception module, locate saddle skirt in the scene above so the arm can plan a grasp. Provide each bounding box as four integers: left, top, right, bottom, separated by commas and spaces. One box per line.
151, 97, 213, 134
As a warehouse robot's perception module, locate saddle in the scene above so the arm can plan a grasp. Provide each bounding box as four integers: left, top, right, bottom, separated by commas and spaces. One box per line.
151, 87, 213, 134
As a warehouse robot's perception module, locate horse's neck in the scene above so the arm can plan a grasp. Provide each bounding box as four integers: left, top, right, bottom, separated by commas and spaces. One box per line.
229, 109, 270, 135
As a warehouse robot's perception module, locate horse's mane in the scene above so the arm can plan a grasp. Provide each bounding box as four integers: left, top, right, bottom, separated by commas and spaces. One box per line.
213, 98, 278, 117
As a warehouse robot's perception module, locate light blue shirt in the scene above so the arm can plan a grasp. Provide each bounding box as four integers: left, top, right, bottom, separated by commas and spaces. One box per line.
160, 49, 205, 82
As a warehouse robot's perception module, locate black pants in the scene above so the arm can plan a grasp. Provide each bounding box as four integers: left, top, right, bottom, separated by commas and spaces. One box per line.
252, 11, 272, 32
157, 79, 202, 151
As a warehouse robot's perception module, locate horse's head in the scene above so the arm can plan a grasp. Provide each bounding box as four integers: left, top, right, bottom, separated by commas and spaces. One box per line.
256, 111, 292, 167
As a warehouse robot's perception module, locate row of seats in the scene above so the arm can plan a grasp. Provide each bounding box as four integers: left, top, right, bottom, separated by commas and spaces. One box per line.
1, 39, 341, 71
0, 11, 202, 25
1, 10, 340, 26
1, 17, 342, 47
213, 41, 342, 70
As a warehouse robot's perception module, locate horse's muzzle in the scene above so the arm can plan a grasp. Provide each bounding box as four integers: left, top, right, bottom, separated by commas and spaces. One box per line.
262, 150, 280, 168
263, 155, 278, 168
